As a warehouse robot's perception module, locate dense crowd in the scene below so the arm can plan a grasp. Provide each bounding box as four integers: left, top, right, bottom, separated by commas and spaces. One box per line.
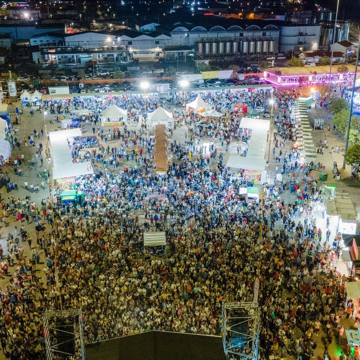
0, 88, 353, 360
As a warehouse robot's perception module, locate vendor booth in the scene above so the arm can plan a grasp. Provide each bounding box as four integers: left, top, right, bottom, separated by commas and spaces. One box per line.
31, 90, 43, 106
144, 231, 166, 255
60, 190, 85, 205
234, 103, 248, 115
101, 105, 127, 126
147, 107, 173, 131
20, 91, 31, 105
186, 95, 210, 112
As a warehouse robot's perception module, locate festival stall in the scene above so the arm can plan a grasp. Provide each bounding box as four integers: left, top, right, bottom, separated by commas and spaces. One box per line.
31, 90, 43, 107
143, 231, 166, 255
147, 107, 173, 131
20, 91, 32, 105
101, 105, 128, 126
234, 103, 248, 115
154, 124, 168, 173
186, 95, 210, 113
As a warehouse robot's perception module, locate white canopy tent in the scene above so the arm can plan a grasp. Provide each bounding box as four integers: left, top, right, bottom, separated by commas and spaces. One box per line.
101, 105, 127, 126
144, 232, 166, 247
0, 139, 11, 160
49, 128, 93, 180
20, 91, 32, 102
199, 109, 224, 118
31, 90, 43, 101
147, 107, 173, 129
346, 281, 360, 299
186, 95, 210, 111
0, 118, 8, 139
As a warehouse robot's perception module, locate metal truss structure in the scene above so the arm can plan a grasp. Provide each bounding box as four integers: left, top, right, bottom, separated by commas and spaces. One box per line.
43, 308, 85, 360
221, 301, 260, 359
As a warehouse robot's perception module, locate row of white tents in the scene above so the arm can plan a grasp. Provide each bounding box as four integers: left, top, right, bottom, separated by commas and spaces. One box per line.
20, 90, 43, 103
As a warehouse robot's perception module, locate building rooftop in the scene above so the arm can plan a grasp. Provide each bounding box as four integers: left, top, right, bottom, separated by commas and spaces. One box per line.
337, 40, 353, 47
266, 64, 358, 75
301, 51, 344, 58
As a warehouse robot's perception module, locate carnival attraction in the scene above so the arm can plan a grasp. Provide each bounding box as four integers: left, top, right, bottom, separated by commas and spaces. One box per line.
263, 64, 359, 87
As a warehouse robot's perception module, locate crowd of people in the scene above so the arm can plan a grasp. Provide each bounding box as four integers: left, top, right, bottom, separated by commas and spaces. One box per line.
0, 87, 355, 360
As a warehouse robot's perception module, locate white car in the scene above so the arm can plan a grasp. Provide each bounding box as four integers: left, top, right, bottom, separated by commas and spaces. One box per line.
17, 77, 30, 82
256, 107, 265, 112
99, 88, 105, 93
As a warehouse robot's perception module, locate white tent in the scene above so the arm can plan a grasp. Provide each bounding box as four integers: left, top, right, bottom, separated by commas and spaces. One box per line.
32, 90, 43, 101
0, 118, 8, 139
101, 105, 127, 126
186, 95, 210, 111
147, 107, 173, 129
102, 105, 127, 119
0, 139, 11, 160
144, 232, 166, 247
346, 281, 360, 299
199, 109, 224, 118
148, 107, 173, 121
20, 91, 31, 102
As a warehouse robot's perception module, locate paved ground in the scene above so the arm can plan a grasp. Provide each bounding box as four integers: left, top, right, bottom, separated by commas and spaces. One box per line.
0, 96, 358, 359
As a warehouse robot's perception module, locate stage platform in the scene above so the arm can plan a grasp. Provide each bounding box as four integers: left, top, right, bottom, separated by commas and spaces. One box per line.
86, 331, 226, 360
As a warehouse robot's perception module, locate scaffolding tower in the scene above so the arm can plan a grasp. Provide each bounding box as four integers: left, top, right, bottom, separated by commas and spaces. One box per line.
43, 308, 85, 360
221, 301, 260, 359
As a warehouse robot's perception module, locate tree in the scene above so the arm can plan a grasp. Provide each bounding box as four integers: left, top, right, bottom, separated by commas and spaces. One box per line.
286, 57, 304, 67
329, 98, 349, 114
332, 109, 359, 134
319, 56, 331, 65
198, 63, 211, 72
165, 66, 176, 76
338, 64, 349, 73
77, 70, 86, 79
259, 60, 268, 71
114, 70, 125, 79
344, 144, 360, 165
228, 65, 240, 72
349, 129, 360, 145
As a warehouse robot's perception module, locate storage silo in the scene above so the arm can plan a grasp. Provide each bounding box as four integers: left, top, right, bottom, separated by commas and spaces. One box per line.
225, 41, 232, 54
232, 41, 238, 54
243, 41, 248, 54
256, 40, 262, 53
205, 42, 211, 55
262, 40, 268, 53
269, 40, 274, 53
211, 42, 217, 55
218, 42, 225, 54
197, 42, 204, 55
249, 41, 255, 54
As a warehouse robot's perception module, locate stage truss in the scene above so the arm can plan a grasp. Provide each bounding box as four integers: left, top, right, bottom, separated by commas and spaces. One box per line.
221, 301, 260, 359
43, 308, 85, 360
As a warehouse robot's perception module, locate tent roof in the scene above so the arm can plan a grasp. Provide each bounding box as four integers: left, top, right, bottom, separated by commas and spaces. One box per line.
32, 90, 43, 99
102, 104, 127, 118
346, 281, 360, 299
186, 95, 210, 111
148, 107, 173, 121
144, 232, 166, 247
200, 109, 224, 118
0, 139, 11, 160
20, 90, 31, 99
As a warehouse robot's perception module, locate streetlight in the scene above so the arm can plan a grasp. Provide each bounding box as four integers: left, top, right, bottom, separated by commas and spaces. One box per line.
179, 79, 189, 110
343, 33, 360, 169
43, 111, 47, 121
329, 0, 340, 77
140, 81, 150, 91
269, 98, 274, 118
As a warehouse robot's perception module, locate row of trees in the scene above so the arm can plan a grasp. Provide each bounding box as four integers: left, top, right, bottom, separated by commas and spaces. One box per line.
329, 98, 360, 165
